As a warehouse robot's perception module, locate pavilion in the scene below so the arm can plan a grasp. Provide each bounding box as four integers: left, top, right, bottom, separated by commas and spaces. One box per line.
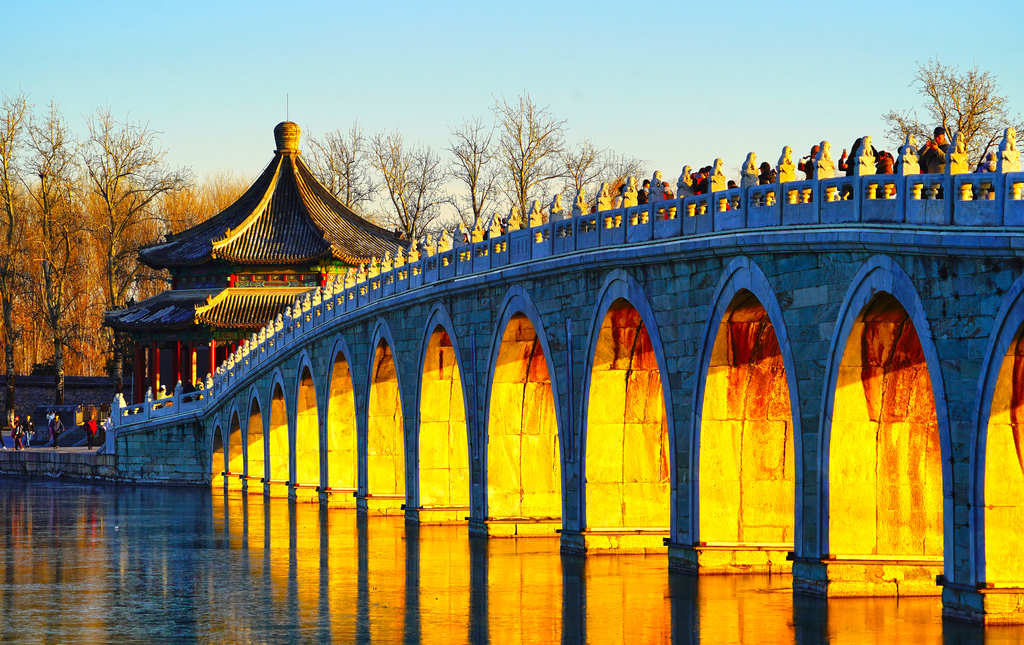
106, 122, 404, 403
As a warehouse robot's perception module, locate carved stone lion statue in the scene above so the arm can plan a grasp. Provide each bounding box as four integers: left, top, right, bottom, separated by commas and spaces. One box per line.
597, 182, 612, 211
777, 146, 796, 183
815, 141, 835, 179
572, 189, 586, 217
677, 166, 694, 198
999, 127, 1021, 173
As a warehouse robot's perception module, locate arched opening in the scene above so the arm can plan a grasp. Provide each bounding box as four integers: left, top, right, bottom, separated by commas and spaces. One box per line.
367, 339, 405, 513
984, 331, 1024, 583
585, 299, 669, 551
829, 293, 942, 595
227, 410, 244, 490
268, 382, 289, 496
327, 350, 358, 507
418, 326, 469, 522
211, 425, 224, 485
487, 313, 561, 536
247, 397, 265, 485
294, 365, 320, 500
699, 291, 794, 571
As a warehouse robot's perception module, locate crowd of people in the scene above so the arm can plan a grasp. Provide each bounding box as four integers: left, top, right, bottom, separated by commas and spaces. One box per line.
2, 410, 105, 451
446, 126, 1006, 245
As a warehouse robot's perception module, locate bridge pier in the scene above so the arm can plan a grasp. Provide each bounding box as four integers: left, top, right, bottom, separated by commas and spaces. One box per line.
667, 543, 790, 575
792, 558, 942, 598
941, 585, 1024, 625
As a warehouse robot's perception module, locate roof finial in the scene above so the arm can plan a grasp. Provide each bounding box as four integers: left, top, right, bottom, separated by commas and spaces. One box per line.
274, 121, 300, 155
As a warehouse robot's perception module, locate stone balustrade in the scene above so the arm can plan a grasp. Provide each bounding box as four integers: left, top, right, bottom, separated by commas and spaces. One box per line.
110, 162, 1024, 433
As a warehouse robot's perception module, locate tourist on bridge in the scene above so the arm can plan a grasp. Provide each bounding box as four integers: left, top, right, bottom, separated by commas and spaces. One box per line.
47, 411, 64, 449
798, 144, 820, 180
838, 137, 878, 176
638, 180, 650, 205
84, 413, 98, 450
758, 162, 777, 185
920, 127, 949, 174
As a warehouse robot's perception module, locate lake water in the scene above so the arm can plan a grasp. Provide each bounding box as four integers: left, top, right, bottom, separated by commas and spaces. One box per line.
0, 479, 1018, 644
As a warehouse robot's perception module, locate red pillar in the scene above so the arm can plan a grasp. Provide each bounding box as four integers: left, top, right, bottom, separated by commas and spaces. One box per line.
149, 341, 160, 396
184, 343, 195, 387
134, 342, 144, 404
207, 339, 216, 382
172, 340, 181, 387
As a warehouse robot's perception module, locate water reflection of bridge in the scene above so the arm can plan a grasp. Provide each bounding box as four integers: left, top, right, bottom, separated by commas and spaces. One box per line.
211, 491, 965, 644
112, 160, 1024, 624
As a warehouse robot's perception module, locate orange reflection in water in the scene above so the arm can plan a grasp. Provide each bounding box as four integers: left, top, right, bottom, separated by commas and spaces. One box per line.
0, 482, 1002, 644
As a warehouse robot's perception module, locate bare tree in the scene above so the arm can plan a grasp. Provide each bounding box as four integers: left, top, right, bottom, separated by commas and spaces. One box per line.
160, 169, 248, 236
446, 117, 499, 228
596, 150, 646, 205
0, 92, 29, 411
369, 129, 447, 241
82, 107, 189, 389
25, 102, 83, 404
883, 59, 1024, 164
306, 122, 378, 213
492, 93, 567, 218
561, 139, 606, 201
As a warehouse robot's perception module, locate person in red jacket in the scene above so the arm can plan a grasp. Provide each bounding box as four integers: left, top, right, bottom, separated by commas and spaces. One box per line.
84, 413, 98, 450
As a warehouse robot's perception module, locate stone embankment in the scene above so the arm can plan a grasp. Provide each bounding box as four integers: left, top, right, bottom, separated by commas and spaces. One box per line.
0, 447, 116, 480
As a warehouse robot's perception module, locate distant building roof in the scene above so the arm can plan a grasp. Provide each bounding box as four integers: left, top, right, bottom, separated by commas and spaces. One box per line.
140, 122, 404, 269
105, 287, 308, 333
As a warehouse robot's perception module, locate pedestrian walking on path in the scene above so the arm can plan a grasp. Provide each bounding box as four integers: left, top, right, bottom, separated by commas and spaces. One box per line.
22, 415, 32, 448
47, 411, 64, 449
10, 414, 22, 450
84, 414, 98, 450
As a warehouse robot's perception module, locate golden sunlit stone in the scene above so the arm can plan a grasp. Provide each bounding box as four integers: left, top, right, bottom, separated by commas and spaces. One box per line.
699, 292, 794, 572
367, 341, 405, 513
326, 352, 357, 507
584, 300, 669, 552
985, 334, 1024, 584
486, 314, 561, 536
247, 398, 265, 489
226, 412, 244, 491
267, 383, 289, 497
418, 328, 469, 523
828, 294, 942, 596
294, 366, 320, 502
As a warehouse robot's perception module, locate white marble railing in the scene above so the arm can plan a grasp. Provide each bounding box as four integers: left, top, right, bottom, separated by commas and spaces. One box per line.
110, 161, 1024, 433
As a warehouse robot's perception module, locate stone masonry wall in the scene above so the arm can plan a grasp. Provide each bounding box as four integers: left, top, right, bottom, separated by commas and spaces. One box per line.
115, 226, 1024, 607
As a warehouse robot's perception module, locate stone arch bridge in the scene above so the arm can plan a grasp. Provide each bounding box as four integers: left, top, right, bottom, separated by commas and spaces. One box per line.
111, 167, 1024, 623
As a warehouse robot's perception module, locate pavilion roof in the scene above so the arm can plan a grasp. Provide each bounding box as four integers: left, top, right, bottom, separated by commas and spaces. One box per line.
139, 122, 404, 269
105, 287, 308, 334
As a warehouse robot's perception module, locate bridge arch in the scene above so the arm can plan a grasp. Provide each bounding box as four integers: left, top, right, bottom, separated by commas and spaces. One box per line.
226, 404, 244, 484
292, 350, 322, 493
246, 385, 266, 482
483, 285, 564, 535
690, 257, 800, 569
972, 271, 1024, 585
325, 335, 358, 502
819, 254, 952, 588
211, 419, 225, 483
414, 302, 472, 521
579, 269, 673, 550
363, 318, 408, 512
266, 368, 290, 494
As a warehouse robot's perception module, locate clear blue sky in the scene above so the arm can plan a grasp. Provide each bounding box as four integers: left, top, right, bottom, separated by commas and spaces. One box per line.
4, 0, 1022, 182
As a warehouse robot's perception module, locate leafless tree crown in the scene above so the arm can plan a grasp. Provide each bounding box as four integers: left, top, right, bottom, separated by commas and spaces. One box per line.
492, 93, 567, 219
306, 121, 378, 214
446, 117, 499, 229
883, 59, 1024, 164
369, 129, 447, 241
